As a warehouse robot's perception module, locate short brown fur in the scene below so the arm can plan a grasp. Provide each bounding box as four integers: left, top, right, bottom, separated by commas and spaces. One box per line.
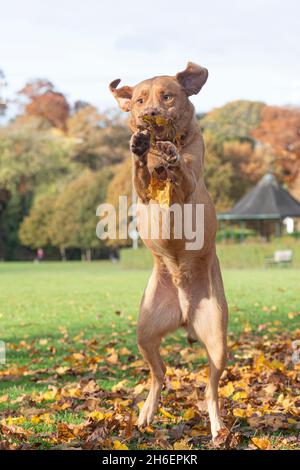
109, 62, 228, 440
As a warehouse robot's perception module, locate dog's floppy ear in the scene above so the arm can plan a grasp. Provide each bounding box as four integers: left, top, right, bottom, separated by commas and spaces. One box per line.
109, 79, 133, 112
176, 62, 208, 96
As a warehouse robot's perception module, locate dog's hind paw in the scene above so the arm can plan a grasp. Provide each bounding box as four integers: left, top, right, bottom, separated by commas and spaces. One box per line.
137, 399, 158, 428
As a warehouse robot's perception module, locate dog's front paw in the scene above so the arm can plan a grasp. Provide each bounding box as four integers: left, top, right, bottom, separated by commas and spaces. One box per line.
156, 140, 180, 167
130, 130, 150, 162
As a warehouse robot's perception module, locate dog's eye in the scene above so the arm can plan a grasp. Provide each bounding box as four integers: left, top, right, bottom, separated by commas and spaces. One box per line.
163, 94, 172, 101
136, 98, 144, 104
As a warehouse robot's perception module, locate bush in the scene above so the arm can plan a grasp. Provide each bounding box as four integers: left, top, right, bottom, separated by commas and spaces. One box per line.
216, 228, 257, 243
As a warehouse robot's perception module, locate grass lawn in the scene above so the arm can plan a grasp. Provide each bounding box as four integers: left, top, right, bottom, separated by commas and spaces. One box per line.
0, 261, 299, 450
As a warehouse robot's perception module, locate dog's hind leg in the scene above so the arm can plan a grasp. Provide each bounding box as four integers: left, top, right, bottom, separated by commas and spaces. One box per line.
190, 256, 228, 439
137, 259, 181, 427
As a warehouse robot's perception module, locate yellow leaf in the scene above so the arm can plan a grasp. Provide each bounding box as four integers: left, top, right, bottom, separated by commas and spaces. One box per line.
31, 415, 41, 424
6, 416, 26, 426
170, 380, 181, 390
41, 389, 57, 401
190, 426, 209, 437
146, 177, 173, 208
269, 360, 285, 371
87, 411, 105, 421
119, 347, 131, 355
220, 382, 235, 398
287, 418, 297, 425
159, 407, 176, 420
173, 438, 193, 450
59, 402, 71, 410
243, 322, 252, 333
133, 383, 146, 396
183, 408, 195, 421
64, 387, 82, 398
107, 351, 119, 365
129, 360, 144, 368
31, 413, 52, 425
114, 440, 128, 450
112, 380, 127, 393
72, 352, 85, 361
232, 391, 247, 401
55, 366, 69, 375
252, 437, 271, 450
0, 394, 8, 403
233, 408, 247, 418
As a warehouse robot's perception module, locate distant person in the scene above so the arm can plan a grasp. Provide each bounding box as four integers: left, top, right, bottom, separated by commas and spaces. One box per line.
36, 248, 44, 262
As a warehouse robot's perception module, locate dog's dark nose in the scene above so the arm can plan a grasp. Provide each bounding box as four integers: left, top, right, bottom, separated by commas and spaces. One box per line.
141, 108, 160, 118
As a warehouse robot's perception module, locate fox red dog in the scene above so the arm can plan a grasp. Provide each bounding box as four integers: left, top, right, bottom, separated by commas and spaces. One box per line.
109, 62, 228, 440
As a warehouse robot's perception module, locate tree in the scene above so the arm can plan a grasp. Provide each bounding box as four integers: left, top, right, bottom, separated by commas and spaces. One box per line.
19, 193, 57, 250
252, 105, 300, 192
204, 131, 235, 211
0, 121, 72, 193
0, 121, 74, 259
106, 157, 132, 246
200, 100, 264, 143
0, 187, 32, 260
67, 106, 130, 170
18, 79, 70, 130
50, 168, 113, 259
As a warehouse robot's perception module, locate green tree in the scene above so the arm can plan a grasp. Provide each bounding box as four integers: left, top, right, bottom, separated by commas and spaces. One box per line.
0, 121, 74, 259
19, 193, 57, 250
0, 188, 32, 260
0, 122, 73, 193
50, 168, 113, 259
106, 157, 132, 247
200, 100, 264, 143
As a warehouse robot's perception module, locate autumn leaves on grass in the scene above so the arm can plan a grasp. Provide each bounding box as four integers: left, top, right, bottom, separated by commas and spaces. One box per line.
0, 329, 299, 450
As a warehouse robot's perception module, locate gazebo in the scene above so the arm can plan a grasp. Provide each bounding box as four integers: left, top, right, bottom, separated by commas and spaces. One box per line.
218, 173, 300, 240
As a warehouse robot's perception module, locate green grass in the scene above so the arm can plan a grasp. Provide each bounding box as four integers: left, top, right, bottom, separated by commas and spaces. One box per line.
0, 261, 299, 449
0, 261, 299, 390
120, 240, 300, 269
1, 260, 299, 340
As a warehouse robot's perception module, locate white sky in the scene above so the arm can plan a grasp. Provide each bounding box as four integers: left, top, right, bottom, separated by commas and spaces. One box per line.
1, 0, 300, 113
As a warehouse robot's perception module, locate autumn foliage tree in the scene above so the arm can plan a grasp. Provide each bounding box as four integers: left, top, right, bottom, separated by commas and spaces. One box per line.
67, 106, 130, 170
18, 79, 70, 130
252, 105, 300, 198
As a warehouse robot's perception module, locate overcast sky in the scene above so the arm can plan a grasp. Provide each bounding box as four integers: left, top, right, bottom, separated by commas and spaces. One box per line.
0, 0, 299, 113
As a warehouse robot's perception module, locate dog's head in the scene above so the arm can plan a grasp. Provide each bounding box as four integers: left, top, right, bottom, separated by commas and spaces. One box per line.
109, 62, 208, 139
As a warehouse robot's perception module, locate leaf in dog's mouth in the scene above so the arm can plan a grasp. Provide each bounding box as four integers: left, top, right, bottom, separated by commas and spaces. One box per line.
146, 176, 172, 208
140, 115, 177, 145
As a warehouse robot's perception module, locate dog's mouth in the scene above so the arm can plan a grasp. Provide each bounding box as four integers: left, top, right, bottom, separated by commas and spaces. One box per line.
137, 114, 177, 143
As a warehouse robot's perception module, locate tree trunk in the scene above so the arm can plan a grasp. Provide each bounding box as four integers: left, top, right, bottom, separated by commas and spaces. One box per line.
86, 248, 92, 262
60, 247, 66, 261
